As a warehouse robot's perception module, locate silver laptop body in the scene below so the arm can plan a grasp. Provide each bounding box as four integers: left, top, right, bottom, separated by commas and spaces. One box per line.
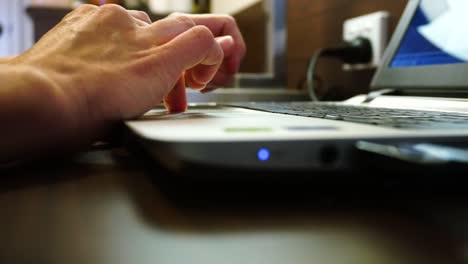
124, 0, 468, 173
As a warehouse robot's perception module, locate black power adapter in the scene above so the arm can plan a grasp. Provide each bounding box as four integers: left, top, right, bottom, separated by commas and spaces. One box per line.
306, 37, 373, 101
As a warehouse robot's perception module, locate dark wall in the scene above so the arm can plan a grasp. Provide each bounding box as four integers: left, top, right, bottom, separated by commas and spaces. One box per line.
287, 0, 408, 99
234, 1, 267, 74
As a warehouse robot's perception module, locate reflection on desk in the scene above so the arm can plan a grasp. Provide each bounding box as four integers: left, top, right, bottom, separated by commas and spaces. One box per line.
0, 149, 466, 264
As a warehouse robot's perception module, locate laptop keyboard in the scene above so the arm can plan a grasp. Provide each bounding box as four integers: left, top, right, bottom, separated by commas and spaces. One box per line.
227, 102, 468, 130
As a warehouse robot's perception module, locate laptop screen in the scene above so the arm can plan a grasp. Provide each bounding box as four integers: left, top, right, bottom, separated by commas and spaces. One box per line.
390, 0, 468, 68
372, 0, 468, 91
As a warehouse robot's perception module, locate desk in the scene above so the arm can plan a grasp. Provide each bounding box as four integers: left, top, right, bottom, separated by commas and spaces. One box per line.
0, 148, 467, 263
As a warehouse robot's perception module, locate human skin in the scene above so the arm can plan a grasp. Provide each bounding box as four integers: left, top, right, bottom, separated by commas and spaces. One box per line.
0, 4, 246, 163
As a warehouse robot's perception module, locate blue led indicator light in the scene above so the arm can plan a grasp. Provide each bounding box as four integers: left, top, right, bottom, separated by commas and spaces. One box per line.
257, 148, 270, 161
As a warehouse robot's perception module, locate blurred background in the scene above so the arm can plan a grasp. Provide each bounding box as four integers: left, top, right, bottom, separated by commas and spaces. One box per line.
0, 0, 409, 100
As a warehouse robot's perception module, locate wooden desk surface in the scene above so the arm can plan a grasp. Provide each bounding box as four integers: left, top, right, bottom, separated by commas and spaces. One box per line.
0, 149, 467, 264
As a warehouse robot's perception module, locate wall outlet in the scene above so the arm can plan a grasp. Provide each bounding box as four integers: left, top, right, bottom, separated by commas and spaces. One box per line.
343, 11, 390, 70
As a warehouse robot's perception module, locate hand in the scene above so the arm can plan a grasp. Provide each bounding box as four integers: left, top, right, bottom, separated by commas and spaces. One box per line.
1, 4, 245, 162
15, 4, 237, 117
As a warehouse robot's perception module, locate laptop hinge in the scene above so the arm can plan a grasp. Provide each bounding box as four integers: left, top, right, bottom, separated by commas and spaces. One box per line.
361, 88, 397, 103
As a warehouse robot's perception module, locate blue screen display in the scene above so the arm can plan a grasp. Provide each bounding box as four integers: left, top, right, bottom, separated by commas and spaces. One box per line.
391, 0, 468, 68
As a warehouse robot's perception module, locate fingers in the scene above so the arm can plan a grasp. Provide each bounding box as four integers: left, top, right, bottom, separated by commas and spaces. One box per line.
204, 67, 234, 87
185, 35, 235, 90
211, 35, 235, 86
137, 15, 242, 111
217, 35, 235, 58
159, 25, 223, 74
164, 75, 187, 113
146, 15, 195, 45
141, 25, 222, 105
171, 13, 246, 74
185, 64, 218, 90
128, 10, 152, 25
144, 14, 244, 90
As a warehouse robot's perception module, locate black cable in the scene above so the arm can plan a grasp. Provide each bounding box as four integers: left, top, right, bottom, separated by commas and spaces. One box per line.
306, 37, 373, 101
306, 49, 325, 101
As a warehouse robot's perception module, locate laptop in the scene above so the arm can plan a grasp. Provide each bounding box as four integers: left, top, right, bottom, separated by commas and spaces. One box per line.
123, 0, 468, 175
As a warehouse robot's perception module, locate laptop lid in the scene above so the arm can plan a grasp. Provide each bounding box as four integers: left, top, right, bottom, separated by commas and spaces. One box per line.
371, 0, 468, 95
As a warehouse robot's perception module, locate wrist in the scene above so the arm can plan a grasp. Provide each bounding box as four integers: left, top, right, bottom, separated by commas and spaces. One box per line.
0, 56, 17, 64
0, 63, 80, 162
12, 53, 104, 127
